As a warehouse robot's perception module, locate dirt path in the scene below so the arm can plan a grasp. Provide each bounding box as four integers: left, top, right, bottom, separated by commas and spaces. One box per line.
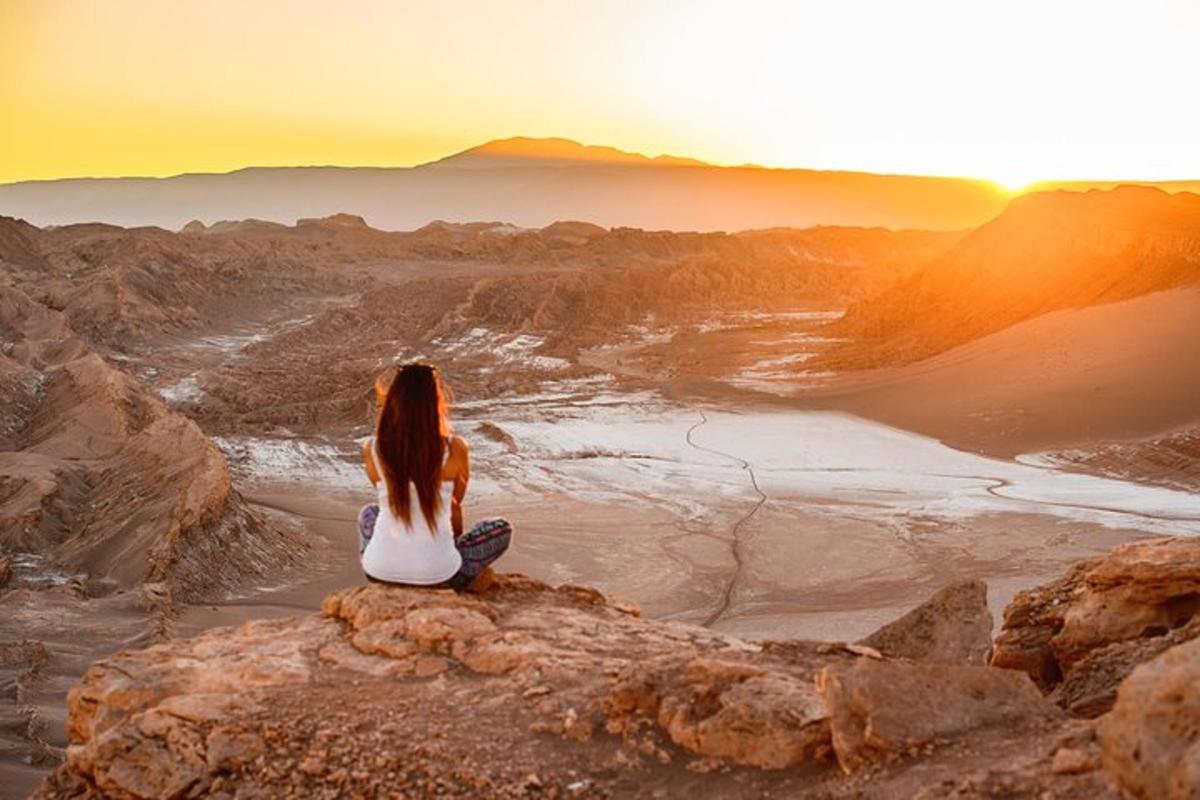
684, 409, 769, 627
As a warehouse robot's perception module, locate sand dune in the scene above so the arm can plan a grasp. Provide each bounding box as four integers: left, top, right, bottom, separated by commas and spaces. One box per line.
826, 186, 1200, 368
816, 287, 1200, 456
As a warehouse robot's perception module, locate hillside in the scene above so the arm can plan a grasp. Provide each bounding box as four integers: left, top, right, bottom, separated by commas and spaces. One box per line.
0, 280, 311, 792
823, 186, 1200, 369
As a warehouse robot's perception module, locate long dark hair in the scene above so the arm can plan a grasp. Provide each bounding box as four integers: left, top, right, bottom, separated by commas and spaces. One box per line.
375, 363, 450, 530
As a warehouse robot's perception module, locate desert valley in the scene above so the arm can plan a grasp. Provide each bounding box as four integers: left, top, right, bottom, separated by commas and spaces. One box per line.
2, 133, 1200, 797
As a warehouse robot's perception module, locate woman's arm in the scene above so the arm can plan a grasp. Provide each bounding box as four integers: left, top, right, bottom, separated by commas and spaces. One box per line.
450, 437, 470, 538
362, 438, 381, 486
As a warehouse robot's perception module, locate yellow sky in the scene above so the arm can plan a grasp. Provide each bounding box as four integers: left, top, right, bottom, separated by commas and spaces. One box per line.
2, 0, 1198, 185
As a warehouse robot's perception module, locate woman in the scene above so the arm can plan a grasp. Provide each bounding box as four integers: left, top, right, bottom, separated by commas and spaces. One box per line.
358, 362, 511, 591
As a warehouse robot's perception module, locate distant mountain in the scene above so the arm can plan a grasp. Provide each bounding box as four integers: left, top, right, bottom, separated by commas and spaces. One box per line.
824, 185, 1200, 367
0, 136, 1018, 231
426, 137, 709, 169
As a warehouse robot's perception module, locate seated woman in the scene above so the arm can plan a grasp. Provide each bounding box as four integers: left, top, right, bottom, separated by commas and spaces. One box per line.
358, 362, 511, 592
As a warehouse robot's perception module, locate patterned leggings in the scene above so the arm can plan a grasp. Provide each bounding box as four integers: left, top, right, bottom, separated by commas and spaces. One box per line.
358, 505, 512, 590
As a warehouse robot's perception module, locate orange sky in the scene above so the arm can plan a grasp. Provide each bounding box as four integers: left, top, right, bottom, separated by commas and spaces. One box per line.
2, 0, 1198, 186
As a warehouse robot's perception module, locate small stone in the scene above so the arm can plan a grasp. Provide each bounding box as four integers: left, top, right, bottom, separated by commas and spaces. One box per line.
414, 655, 448, 677
843, 643, 884, 660
1051, 746, 1097, 775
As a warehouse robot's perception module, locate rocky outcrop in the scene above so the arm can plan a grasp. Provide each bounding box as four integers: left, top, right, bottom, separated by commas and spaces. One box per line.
0, 285, 303, 601
992, 537, 1200, 716
857, 579, 993, 665
818, 658, 1060, 772
1057, 616, 1200, 718
0, 282, 313, 791
605, 653, 836, 769
35, 575, 1126, 799
0, 552, 10, 588
1098, 635, 1200, 799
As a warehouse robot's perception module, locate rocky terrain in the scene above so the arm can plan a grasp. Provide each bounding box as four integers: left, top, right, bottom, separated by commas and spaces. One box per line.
0, 276, 313, 792
5, 184, 1200, 797
0, 280, 303, 601
29, 536, 1200, 799
0, 213, 958, 441
0, 211, 964, 796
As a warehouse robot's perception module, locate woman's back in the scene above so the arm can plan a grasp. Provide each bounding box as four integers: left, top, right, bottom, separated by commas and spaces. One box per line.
360, 437, 462, 584
359, 362, 511, 592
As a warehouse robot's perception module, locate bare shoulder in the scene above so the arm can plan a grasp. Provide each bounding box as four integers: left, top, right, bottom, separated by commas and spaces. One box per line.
449, 435, 470, 461
444, 435, 470, 481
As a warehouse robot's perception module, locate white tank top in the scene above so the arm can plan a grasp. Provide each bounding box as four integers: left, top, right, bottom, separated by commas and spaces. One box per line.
361, 438, 462, 585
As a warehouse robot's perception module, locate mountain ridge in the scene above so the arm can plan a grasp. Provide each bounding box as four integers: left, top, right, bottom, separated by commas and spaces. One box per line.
5, 136, 1199, 233
0, 137, 1016, 232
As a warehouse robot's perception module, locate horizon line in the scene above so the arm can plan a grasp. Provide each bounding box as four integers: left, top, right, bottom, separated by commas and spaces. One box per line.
4, 136, 1200, 190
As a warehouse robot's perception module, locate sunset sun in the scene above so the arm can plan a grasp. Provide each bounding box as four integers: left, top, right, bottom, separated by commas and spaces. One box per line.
991, 171, 1038, 193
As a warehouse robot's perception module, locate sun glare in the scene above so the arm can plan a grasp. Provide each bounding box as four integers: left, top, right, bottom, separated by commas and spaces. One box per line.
992, 174, 1035, 194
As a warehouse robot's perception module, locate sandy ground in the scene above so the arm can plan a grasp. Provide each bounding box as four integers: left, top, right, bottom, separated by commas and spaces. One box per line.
0, 585, 153, 799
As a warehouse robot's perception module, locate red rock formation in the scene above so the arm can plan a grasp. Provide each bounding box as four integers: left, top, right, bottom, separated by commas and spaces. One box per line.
33, 574, 1132, 799
0, 284, 304, 600
992, 537, 1200, 716
818, 657, 1060, 772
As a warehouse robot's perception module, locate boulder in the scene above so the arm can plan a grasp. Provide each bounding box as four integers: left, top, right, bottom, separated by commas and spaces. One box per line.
817, 657, 1062, 773
606, 655, 832, 769
1098, 636, 1200, 799
1055, 538, 1200, 664
47, 576, 855, 797
992, 537, 1200, 715
0, 553, 10, 588
858, 579, 993, 665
